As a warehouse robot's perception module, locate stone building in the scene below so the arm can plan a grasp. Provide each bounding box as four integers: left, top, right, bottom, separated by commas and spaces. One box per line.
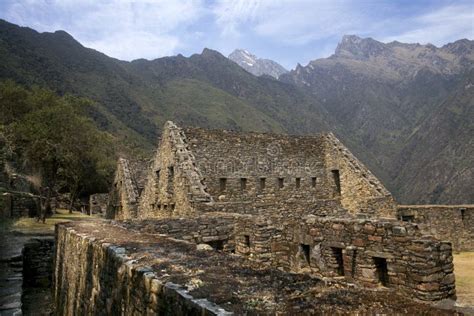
102, 121, 472, 305
397, 205, 474, 252
135, 121, 396, 219
0, 164, 39, 219
107, 158, 147, 220
89, 193, 108, 215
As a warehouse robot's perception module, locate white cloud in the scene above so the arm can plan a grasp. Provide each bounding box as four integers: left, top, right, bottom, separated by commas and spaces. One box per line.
382, 4, 474, 45
212, 0, 262, 37
212, 0, 473, 46
212, 0, 376, 44
86, 31, 179, 61
3, 0, 205, 60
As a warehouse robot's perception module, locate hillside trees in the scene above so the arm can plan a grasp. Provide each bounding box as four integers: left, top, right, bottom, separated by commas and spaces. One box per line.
0, 80, 116, 216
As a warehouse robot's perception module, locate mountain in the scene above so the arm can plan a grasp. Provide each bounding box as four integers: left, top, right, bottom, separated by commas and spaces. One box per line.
280, 35, 474, 204
392, 70, 474, 204
0, 19, 472, 204
228, 49, 288, 78
0, 19, 330, 152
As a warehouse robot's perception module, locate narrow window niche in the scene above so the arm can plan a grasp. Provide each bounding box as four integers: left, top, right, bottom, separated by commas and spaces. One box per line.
401, 215, 414, 222
278, 177, 284, 189
331, 247, 344, 276
460, 208, 466, 221
219, 178, 227, 193
167, 166, 174, 194
244, 235, 250, 247
295, 177, 301, 189
240, 178, 247, 191
331, 169, 341, 195
300, 244, 311, 265
374, 257, 389, 286
168, 166, 174, 180
259, 178, 266, 191
311, 177, 317, 188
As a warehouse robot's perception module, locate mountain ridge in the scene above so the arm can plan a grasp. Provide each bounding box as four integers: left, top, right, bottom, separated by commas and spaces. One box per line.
0, 19, 472, 204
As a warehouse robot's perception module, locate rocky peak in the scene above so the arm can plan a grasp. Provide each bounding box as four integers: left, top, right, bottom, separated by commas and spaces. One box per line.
201, 48, 225, 59
228, 49, 288, 79
442, 39, 474, 56
229, 49, 258, 66
335, 35, 389, 59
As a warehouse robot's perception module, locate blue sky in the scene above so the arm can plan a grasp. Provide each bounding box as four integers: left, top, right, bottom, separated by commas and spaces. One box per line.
0, 0, 472, 69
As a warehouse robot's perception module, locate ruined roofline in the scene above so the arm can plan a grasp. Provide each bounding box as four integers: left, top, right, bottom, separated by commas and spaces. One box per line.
323, 133, 392, 198
398, 204, 474, 208
117, 157, 140, 204
166, 120, 333, 141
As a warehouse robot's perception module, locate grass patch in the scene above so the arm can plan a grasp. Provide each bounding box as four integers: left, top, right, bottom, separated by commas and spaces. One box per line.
453, 252, 474, 306
11, 209, 96, 235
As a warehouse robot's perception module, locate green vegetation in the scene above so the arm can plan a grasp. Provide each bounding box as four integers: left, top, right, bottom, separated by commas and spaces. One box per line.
11, 209, 95, 234
1, 80, 116, 207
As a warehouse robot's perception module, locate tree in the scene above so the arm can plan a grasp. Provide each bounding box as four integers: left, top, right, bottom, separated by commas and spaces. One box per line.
2, 82, 116, 218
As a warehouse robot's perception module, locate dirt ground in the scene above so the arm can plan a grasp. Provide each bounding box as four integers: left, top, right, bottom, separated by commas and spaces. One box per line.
453, 252, 474, 307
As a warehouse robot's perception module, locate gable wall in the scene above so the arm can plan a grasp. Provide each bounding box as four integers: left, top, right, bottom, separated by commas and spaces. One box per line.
324, 133, 397, 218
138, 122, 212, 219
106, 158, 140, 220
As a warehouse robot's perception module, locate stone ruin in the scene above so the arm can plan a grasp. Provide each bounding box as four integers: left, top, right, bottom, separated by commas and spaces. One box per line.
53, 121, 473, 314
89, 193, 108, 216
0, 162, 40, 219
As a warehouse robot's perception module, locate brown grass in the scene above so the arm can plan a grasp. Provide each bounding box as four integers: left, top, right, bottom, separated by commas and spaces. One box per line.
453, 252, 474, 307
11, 209, 96, 234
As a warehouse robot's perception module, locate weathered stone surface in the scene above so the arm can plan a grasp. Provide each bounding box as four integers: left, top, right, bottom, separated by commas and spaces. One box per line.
397, 205, 474, 251
53, 221, 457, 315
94, 121, 463, 312
196, 244, 213, 251
109, 122, 397, 221
89, 193, 108, 215
22, 238, 54, 288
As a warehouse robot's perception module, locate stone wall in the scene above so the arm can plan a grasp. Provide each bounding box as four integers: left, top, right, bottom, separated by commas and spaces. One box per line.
324, 133, 396, 218
22, 237, 54, 288
0, 192, 39, 218
397, 205, 474, 251
0, 167, 40, 219
107, 158, 144, 220
53, 220, 452, 314
118, 212, 238, 252
112, 122, 401, 220
138, 122, 213, 219
235, 215, 456, 302
185, 127, 340, 215
89, 193, 108, 215
54, 222, 235, 315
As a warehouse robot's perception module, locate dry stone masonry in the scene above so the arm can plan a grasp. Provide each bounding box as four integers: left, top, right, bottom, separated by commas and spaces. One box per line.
398, 205, 474, 252
0, 167, 40, 219
54, 221, 458, 314
54, 121, 473, 314
89, 193, 108, 216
